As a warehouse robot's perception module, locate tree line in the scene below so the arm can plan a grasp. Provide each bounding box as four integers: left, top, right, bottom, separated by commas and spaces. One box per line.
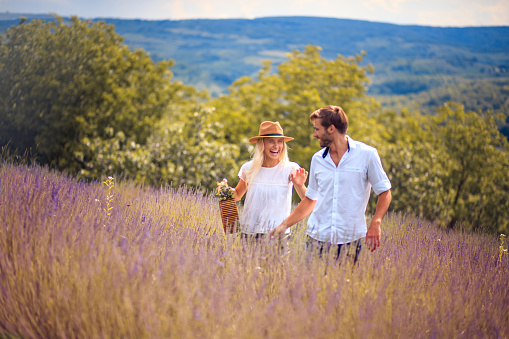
1, 16, 508, 234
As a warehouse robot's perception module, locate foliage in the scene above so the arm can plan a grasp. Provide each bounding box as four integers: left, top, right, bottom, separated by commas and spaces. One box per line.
70, 104, 246, 191
381, 103, 509, 233
375, 109, 446, 220
209, 45, 379, 171
376, 79, 509, 138
1, 163, 508, 338
0, 15, 198, 176
431, 104, 509, 232
145, 106, 251, 190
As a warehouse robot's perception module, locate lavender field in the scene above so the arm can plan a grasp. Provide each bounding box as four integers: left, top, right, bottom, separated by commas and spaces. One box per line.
0, 162, 508, 338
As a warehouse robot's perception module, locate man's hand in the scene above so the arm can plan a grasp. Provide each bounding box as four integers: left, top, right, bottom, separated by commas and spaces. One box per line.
365, 190, 391, 252
270, 197, 317, 239
270, 223, 288, 239
365, 219, 381, 252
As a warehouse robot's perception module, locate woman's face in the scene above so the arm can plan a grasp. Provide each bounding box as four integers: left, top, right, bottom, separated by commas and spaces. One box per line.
263, 137, 284, 161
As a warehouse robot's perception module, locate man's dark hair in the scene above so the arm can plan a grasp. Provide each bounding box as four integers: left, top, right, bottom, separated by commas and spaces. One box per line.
309, 105, 348, 134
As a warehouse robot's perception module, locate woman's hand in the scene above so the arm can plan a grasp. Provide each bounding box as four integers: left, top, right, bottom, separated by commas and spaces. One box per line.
290, 167, 308, 186
290, 167, 308, 200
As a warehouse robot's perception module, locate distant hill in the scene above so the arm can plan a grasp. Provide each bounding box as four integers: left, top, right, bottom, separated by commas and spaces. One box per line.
1, 13, 509, 100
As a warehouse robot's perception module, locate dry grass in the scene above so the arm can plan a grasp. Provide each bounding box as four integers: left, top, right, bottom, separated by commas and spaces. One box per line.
1, 162, 508, 338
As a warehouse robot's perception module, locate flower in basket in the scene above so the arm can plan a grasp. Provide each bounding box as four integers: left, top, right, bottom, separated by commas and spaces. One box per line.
215, 178, 236, 201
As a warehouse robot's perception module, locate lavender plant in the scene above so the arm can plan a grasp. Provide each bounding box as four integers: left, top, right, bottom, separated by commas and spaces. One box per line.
0, 163, 507, 338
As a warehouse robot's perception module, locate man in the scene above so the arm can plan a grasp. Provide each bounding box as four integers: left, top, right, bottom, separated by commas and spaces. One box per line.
270, 105, 392, 263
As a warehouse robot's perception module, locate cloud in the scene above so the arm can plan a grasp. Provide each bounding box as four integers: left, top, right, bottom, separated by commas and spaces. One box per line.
163, 0, 184, 18
483, 1, 509, 26
160, 0, 246, 19
365, 0, 414, 13
417, 8, 474, 26
415, 0, 509, 26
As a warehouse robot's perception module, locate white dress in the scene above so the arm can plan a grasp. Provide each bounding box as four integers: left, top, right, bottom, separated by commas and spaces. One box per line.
238, 160, 300, 234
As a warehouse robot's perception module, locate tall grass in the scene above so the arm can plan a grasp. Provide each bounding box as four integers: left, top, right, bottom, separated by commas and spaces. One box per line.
0, 162, 507, 338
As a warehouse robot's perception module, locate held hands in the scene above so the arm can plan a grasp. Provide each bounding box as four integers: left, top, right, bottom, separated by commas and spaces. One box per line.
290, 167, 308, 186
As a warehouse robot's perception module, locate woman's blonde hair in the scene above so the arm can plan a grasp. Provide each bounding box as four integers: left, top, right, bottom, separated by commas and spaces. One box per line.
246, 138, 289, 185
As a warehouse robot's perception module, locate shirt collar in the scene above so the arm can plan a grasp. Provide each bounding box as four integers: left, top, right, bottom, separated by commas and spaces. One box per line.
346, 135, 355, 150
322, 147, 329, 158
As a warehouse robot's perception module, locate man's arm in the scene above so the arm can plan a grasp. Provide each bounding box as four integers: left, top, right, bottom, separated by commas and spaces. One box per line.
270, 197, 316, 238
365, 189, 392, 252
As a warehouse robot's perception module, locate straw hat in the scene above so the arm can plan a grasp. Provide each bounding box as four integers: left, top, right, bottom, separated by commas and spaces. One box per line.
249, 121, 294, 143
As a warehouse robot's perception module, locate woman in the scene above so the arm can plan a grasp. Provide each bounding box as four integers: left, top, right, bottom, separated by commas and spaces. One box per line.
234, 121, 308, 241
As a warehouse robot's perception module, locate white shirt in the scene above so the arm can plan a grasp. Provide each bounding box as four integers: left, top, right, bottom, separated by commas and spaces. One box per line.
239, 160, 300, 234
305, 136, 391, 244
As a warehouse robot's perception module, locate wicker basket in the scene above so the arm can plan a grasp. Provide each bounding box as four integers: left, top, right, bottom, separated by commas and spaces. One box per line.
219, 198, 240, 234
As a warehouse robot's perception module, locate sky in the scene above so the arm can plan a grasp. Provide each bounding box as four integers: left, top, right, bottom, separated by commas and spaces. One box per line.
1, 0, 509, 27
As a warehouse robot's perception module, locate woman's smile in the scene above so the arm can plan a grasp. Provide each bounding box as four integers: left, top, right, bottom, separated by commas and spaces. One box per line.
269, 149, 280, 156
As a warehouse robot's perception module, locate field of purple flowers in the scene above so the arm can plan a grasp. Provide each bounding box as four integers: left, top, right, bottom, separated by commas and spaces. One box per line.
1, 162, 508, 338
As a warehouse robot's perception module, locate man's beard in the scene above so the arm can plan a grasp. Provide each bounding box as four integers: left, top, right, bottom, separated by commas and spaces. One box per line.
319, 132, 333, 147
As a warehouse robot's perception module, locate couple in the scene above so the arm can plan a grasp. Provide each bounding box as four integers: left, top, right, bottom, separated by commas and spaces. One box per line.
234, 105, 392, 263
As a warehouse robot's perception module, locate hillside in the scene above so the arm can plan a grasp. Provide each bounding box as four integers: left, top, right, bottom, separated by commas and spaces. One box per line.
94, 17, 509, 98
1, 13, 508, 98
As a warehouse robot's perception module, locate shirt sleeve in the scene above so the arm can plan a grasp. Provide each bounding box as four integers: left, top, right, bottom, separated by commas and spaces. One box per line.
238, 163, 247, 182
305, 156, 319, 201
292, 162, 301, 172
368, 149, 392, 195
289, 162, 300, 179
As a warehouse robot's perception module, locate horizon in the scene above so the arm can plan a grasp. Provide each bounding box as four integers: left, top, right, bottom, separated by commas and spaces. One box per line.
1, 0, 508, 28
1, 11, 508, 29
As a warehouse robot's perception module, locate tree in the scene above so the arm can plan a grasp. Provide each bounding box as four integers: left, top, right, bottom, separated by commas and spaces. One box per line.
208, 45, 380, 172
0, 15, 198, 176
381, 103, 509, 233
146, 106, 251, 190
377, 109, 450, 221
433, 104, 509, 232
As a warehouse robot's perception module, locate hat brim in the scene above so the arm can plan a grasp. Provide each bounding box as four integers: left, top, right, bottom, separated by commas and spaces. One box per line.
249, 135, 294, 143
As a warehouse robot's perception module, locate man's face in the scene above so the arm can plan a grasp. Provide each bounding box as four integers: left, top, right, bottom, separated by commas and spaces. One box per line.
313, 119, 333, 147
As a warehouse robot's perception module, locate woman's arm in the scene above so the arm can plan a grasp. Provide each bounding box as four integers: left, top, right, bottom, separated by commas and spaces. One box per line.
234, 179, 247, 202
290, 167, 308, 200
